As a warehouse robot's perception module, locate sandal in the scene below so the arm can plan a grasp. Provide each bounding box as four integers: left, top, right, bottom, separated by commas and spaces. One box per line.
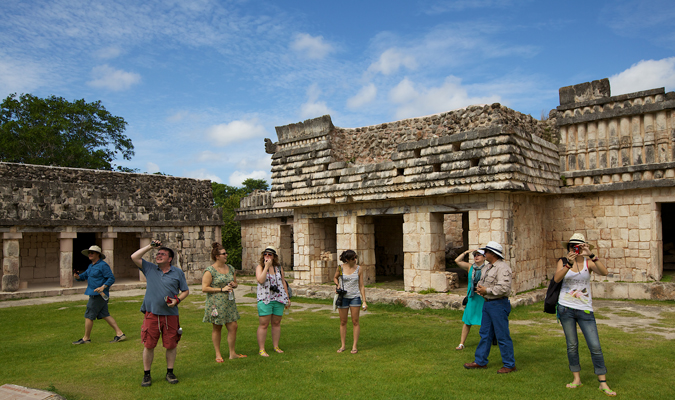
215, 357, 224, 363
455, 344, 465, 350
598, 380, 616, 397
351, 349, 358, 354
274, 346, 284, 353
230, 354, 247, 359
259, 350, 269, 357
566, 383, 582, 389
337, 348, 346, 353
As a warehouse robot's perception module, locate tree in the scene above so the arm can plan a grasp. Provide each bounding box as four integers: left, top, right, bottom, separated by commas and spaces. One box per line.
0, 93, 135, 171
212, 178, 269, 269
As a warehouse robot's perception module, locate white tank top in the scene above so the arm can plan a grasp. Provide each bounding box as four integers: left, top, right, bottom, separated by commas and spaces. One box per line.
558, 258, 593, 312
341, 265, 360, 299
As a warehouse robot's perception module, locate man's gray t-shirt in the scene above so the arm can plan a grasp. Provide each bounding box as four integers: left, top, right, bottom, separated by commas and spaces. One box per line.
140, 259, 189, 316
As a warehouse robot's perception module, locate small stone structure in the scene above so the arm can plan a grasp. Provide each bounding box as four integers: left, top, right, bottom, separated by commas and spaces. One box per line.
0, 163, 222, 292
237, 78, 675, 296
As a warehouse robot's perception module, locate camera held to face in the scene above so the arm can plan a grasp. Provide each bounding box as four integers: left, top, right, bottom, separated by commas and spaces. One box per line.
573, 244, 582, 254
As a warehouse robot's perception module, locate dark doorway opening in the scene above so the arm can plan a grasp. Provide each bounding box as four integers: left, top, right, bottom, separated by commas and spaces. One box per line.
662, 203, 675, 278
374, 215, 404, 284
73, 233, 97, 274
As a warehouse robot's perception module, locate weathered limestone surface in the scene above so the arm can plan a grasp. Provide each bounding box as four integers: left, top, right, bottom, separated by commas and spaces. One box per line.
0, 162, 223, 288
236, 80, 675, 295
0, 162, 221, 226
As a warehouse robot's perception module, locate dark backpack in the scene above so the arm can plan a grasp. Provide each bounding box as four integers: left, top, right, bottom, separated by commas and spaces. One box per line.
544, 258, 566, 314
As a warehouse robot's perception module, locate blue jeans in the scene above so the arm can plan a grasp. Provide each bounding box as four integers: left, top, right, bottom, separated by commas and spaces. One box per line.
474, 297, 515, 368
558, 305, 607, 375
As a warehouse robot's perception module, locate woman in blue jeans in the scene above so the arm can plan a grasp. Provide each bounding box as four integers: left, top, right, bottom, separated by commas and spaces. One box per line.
334, 250, 367, 354
554, 233, 615, 397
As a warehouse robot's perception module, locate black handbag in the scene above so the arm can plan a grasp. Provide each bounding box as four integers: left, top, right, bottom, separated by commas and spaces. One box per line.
544, 258, 566, 314
462, 296, 468, 306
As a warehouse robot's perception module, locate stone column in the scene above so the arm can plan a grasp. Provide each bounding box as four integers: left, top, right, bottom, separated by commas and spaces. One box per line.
101, 232, 117, 273
58, 232, 77, 288
403, 211, 446, 292
139, 236, 152, 282
337, 213, 375, 285
2, 232, 23, 292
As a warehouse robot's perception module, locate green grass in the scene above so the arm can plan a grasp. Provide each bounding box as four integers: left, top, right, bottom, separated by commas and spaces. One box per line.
1, 297, 674, 400
661, 270, 674, 282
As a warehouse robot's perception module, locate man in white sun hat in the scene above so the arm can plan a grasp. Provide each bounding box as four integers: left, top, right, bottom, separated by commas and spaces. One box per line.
464, 241, 516, 373
72, 245, 126, 345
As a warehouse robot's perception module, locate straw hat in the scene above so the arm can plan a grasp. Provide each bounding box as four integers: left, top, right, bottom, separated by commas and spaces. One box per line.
81, 245, 105, 259
563, 233, 594, 250
262, 246, 277, 255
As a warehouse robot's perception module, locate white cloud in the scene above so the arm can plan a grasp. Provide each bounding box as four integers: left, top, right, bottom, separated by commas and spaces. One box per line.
206, 119, 268, 146
145, 162, 160, 174
87, 64, 141, 91
610, 57, 675, 95
300, 83, 333, 119
228, 170, 270, 186
95, 46, 122, 59
236, 155, 273, 170
0, 55, 46, 94
290, 33, 334, 59
346, 83, 377, 109
183, 168, 223, 183
389, 76, 501, 119
367, 48, 417, 75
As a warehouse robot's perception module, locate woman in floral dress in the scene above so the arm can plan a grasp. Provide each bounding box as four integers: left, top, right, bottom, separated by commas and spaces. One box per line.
554, 233, 615, 396
202, 243, 246, 361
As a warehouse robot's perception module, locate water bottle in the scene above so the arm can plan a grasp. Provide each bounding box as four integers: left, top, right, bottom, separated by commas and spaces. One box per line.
228, 290, 234, 301
100, 292, 109, 301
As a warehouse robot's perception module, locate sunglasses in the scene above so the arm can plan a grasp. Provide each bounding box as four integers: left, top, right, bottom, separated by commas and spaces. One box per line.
219, 252, 227, 256
263, 252, 275, 256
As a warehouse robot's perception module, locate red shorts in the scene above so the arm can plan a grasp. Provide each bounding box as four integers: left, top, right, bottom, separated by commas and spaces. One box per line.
141, 312, 181, 349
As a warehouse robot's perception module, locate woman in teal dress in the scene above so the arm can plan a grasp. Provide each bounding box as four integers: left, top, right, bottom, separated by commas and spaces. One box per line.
454, 249, 486, 350
202, 243, 246, 361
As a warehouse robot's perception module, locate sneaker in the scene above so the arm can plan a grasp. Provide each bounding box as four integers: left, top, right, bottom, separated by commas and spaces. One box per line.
165, 372, 179, 384
72, 338, 91, 345
141, 374, 152, 387
110, 334, 126, 343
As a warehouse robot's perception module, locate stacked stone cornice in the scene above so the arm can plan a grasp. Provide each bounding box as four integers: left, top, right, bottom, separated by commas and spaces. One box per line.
556, 79, 675, 193
270, 108, 560, 209
0, 162, 221, 227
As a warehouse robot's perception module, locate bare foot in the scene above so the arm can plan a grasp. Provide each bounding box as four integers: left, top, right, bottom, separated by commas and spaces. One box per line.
230, 354, 247, 359
351, 349, 358, 354
337, 347, 345, 353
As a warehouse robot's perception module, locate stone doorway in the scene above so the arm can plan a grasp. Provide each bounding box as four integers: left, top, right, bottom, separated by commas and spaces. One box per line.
661, 203, 675, 277
280, 224, 294, 270
72, 233, 97, 274
444, 212, 469, 285
373, 215, 404, 283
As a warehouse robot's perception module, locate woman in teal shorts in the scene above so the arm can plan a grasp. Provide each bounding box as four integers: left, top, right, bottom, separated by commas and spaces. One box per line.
255, 246, 290, 357
454, 249, 486, 350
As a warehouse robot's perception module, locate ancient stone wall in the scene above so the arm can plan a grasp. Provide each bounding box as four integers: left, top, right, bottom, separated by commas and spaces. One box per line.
19, 233, 60, 284
0, 162, 221, 227
330, 104, 554, 165
544, 187, 669, 282
240, 218, 294, 273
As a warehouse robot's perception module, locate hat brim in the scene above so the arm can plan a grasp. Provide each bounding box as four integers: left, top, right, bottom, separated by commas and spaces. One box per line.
480, 246, 504, 259
81, 249, 105, 259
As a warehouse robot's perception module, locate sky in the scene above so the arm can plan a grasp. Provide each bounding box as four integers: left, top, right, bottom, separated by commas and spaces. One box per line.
1, 0, 674, 186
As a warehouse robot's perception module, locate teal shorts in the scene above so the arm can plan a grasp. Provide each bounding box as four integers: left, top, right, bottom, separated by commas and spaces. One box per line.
257, 300, 285, 316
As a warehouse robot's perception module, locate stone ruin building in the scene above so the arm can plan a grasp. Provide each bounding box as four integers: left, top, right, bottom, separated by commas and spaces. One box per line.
236, 78, 675, 298
0, 163, 222, 293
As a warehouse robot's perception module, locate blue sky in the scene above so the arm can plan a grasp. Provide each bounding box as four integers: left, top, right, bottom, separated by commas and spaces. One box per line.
2, 0, 674, 185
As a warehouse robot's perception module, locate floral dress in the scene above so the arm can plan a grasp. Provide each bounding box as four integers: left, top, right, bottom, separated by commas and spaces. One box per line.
202, 265, 240, 325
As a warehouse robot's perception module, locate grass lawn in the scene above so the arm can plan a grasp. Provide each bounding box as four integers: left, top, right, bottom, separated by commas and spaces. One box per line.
1, 296, 674, 400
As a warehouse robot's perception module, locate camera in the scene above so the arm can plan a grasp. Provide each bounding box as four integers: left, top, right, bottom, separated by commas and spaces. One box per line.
336, 288, 347, 296
270, 285, 280, 293
573, 245, 582, 254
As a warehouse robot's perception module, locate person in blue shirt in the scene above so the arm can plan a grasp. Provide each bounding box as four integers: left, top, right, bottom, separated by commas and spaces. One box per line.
72, 245, 125, 345
131, 239, 189, 387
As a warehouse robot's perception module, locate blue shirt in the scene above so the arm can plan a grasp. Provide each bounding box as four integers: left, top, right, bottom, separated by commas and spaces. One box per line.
77, 259, 115, 297
140, 259, 189, 316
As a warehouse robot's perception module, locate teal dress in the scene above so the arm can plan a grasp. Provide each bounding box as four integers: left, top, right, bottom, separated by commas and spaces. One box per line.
202, 265, 240, 325
462, 264, 485, 326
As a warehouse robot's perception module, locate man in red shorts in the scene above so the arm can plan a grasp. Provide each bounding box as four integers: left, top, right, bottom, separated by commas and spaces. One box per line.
131, 240, 189, 387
